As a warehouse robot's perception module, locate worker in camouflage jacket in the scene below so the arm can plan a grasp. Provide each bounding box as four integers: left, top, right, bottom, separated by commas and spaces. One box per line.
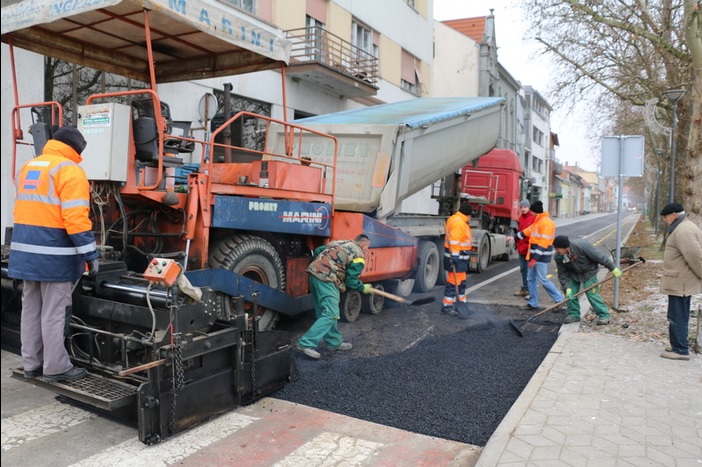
553, 235, 622, 325
296, 234, 372, 360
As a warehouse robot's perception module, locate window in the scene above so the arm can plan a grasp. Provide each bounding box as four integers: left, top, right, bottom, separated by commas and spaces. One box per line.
352, 21, 374, 56
532, 126, 544, 147
305, 15, 325, 62
401, 49, 423, 96
220, 0, 257, 14
531, 158, 543, 173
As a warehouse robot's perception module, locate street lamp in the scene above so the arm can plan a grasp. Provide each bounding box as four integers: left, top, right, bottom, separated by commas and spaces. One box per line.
654, 149, 663, 234
662, 89, 686, 203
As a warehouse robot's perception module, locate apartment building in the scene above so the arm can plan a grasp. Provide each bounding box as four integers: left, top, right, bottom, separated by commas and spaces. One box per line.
523, 86, 552, 204
157, 0, 437, 148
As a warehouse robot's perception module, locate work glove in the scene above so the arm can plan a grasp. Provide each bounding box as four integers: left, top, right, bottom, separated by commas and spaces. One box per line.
87, 259, 99, 276
451, 254, 459, 267
528, 258, 537, 268
612, 267, 623, 278
565, 288, 573, 299
362, 284, 373, 294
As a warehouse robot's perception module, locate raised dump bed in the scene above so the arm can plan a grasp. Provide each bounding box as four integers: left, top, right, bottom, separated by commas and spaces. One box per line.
267, 97, 504, 219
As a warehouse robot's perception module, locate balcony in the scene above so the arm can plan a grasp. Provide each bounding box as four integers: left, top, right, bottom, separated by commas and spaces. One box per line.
285, 27, 379, 99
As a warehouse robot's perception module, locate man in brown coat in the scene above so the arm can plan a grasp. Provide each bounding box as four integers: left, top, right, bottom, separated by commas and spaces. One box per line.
659, 202, 702, 361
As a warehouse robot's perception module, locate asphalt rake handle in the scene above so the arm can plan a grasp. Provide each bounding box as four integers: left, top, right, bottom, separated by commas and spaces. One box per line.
510, 256, 646, 337
369, 287, 436, 306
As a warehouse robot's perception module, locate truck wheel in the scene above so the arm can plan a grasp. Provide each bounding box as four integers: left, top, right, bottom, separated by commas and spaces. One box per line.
380, 278, 415, 299
209, 234, 286, 331
394, 278, 415, 297
475, 235, 490, 273
413, 240, 440, 293
362, 284, 384, 315
340, 290, 362, 322
435, 239, 447, 286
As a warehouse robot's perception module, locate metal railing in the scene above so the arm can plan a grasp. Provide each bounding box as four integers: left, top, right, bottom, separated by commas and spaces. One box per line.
286, 26, 378, 86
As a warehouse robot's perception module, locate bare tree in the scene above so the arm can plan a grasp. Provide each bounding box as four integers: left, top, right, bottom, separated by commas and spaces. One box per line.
45, 57, 147, 125
520, 0, 700, 226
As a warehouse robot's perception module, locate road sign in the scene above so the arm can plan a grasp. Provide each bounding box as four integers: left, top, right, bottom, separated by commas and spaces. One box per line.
600, 135, 644, 177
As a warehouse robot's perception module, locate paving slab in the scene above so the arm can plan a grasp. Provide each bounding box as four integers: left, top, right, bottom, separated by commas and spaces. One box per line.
477, 331, 702, 466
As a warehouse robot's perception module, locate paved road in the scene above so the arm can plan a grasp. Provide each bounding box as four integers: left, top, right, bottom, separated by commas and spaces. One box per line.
6, 212, 698, 466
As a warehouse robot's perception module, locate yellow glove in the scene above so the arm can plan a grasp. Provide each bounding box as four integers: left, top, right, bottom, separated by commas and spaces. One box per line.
565, 288, 573, 299
612, 267, 623, 278
362, 284, 373, 294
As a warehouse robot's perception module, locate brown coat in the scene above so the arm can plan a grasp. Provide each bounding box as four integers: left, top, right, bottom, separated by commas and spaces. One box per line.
660, 216, 702, 296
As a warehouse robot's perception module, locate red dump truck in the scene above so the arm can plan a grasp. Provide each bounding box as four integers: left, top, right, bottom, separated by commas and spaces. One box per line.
460, 148, 527, 272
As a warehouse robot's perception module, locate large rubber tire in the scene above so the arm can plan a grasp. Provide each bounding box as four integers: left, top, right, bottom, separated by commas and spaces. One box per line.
362, 284, 385, 315
394, 278, 415, 297
474, 235, 490, 273
208, 234, 285, 331
340, 290, 362, 322
435, 238, 447, 286
413, 240, 440, 293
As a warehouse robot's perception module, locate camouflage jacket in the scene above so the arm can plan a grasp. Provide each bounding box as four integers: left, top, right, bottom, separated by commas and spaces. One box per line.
307, 240, 366, 293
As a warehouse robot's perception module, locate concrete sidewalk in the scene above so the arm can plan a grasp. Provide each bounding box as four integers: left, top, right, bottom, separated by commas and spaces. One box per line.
476, 329, 702, 466
477, 212, 702, 465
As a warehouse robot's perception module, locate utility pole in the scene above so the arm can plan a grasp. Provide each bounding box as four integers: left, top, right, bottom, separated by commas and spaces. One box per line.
662, 89, 686, 203
654, 149, 663, 234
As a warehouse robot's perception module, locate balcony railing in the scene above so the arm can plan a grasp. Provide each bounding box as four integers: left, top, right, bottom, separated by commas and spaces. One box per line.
285, 26, 378, 87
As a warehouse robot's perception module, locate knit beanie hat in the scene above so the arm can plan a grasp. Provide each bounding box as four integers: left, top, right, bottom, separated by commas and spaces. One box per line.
52, 126, 87, 155
458, 204, 473, 216
553, 235, 570, 249
530, 201, 543, 214
520, 199, 530, 208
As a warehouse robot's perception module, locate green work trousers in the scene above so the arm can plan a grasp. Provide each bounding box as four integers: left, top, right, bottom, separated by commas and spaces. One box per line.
567, 275, 610, 320
297, 275, 343, 349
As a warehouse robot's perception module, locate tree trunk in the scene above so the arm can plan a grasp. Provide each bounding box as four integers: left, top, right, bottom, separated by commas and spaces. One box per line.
682, 0, 702, 228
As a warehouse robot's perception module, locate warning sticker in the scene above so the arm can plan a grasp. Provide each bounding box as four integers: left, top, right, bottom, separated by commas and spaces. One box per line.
82, 110, 112, 128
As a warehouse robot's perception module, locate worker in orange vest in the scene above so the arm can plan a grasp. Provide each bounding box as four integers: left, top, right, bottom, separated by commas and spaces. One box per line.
515, 201, 564, 311
442, 203, 473, 318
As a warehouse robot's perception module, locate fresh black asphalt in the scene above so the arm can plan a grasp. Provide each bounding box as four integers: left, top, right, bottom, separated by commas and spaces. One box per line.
273, 303, 559, 446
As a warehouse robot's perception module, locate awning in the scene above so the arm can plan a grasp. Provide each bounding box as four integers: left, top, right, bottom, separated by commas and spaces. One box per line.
1, 0, 291, 83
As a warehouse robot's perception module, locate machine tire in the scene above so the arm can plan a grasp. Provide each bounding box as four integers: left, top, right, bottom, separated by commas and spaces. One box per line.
340, 290, 362, 322
474, 234, 490, 273
435, 238, 447, 286
208, 234, 286, 331
362, 284, 385, 315
413, 240, 440, 293
394, 278, 415, 297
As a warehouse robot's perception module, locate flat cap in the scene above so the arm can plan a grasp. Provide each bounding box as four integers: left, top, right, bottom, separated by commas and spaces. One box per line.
660, 202, 684, 216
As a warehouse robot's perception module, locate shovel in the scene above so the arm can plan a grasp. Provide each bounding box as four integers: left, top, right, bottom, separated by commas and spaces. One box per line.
510, 257, 646, 337
369, 288, 436, 306
451, 264, 469, 317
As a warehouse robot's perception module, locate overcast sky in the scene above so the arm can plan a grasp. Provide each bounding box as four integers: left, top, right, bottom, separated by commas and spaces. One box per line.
433, 0, 599, 171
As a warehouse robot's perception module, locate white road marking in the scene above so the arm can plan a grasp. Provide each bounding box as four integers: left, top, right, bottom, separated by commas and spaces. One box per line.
2, 401, 95, 451
404, 325, 436, 351
273, 432, 384, 467
68, 411, 258, 467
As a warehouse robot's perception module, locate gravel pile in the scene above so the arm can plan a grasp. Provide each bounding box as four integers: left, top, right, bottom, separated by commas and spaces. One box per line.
273, 314, 557, 446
